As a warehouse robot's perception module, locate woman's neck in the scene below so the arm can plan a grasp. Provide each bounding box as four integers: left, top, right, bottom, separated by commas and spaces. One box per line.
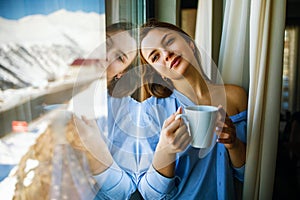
172, 67, 211, 105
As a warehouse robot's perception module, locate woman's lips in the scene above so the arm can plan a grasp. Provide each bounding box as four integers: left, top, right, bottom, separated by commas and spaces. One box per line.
170, 56, 181, 69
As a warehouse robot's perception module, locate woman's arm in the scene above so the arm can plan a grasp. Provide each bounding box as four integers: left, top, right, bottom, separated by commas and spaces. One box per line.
68, 115, 136, 199
68, 116, 113, 173
138, 107, 191, 199
218, 85, 247, 168
215, 106, 246, 168
152, 107, 191, 177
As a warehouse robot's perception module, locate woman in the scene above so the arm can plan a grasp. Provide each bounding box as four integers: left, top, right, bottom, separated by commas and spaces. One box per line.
137, 20, 248, 199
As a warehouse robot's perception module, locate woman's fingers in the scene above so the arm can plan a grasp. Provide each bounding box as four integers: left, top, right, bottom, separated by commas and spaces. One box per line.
217, 105, 226, 121
160, 107, 191, 152
172, 124, 191, 146
214, 107, 237, 148
166, 121, 191, 152
163, 107, 181, 129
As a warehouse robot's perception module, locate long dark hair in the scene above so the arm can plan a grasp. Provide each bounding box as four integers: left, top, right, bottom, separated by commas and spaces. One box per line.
139, 19, 209, 98
106, 22, 139, 98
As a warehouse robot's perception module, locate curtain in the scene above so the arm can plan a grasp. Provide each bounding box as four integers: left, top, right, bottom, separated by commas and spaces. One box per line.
194, 0, 222, 82
245, 0, 286, 199
217, 0, 250, 91
195, 0, 286, 199
194, 0, 213, 79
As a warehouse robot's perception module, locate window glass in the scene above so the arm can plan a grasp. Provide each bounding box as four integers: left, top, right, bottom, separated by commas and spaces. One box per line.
0, 0, 105, 135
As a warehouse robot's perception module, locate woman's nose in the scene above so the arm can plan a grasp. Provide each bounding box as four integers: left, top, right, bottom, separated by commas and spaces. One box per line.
162, 50, 174, 62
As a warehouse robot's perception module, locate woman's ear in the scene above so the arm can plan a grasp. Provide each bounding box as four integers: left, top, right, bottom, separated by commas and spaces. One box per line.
116, 73, 123, 79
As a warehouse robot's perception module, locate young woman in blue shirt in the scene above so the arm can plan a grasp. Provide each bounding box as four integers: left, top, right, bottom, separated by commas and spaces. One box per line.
135, 20, 248, 199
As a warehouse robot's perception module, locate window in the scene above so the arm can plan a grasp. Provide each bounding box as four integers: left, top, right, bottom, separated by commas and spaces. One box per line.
281, 26, 299, 114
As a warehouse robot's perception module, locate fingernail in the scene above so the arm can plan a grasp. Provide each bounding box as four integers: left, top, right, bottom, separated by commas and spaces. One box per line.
175, 115, 181, 120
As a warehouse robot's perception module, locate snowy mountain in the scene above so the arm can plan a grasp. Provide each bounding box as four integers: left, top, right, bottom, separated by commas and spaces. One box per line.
0, 9, 105, 54
0, 9, 105, 90
0, 43, 82, 89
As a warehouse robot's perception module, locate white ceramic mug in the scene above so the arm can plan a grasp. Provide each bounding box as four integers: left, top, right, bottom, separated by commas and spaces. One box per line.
175, 105, 218, 148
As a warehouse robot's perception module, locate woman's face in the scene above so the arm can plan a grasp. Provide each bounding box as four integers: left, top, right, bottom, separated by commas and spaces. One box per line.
141, 28, 195, 80
106, 30, 137, 82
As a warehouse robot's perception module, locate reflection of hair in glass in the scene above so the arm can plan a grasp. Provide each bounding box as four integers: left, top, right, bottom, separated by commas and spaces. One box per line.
140, 19, 211, 98
108, 55, 140, 98
106, 22, 139, 98
140, 62, 174, 98
106, 22, 137, 39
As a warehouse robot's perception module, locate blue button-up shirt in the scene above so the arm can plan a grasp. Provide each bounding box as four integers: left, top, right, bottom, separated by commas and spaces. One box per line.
94, 90, 247, 200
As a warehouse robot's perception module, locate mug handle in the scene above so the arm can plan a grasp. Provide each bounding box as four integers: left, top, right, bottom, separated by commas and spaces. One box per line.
175, 113, 186, 121
175, 114, 191, 136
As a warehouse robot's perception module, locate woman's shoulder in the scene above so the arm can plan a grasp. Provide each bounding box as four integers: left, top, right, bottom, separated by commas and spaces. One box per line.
224, 84, 248, 114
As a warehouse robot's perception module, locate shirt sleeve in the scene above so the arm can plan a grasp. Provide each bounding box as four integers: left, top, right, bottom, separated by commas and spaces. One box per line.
232, 164, 245, 182
230, 111, 247, 181
231, 110, 247, 143
93, 161, 136, 200
138, 165, 178, 200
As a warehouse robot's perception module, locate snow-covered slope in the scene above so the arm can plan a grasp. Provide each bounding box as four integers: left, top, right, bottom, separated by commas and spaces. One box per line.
0, 9, 105, 89
0, 9, 105, 53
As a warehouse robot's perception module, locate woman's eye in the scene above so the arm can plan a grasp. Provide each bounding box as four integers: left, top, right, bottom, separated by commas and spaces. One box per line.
116, 54, 125, 63
151, 54, 159, 62
166, 38, 174, 46
118, 56, 123, 62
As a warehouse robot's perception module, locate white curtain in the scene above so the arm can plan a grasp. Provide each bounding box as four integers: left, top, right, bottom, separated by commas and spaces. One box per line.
195, 0, 286, 199
217, 0, 250, 91
195, 0, 213, 79
245, 0, 286, 199
194, 0, 223, 82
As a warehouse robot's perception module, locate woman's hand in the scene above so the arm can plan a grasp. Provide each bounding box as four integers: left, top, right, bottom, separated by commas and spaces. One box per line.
153, 107, 191, 177
70, 116, 102, 151
215, 106, 238, 150
157, 107, 192, 154
67, 115, 113, 174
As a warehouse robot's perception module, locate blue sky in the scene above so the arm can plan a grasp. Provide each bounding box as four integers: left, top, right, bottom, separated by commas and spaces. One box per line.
0, 0, 105, 19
